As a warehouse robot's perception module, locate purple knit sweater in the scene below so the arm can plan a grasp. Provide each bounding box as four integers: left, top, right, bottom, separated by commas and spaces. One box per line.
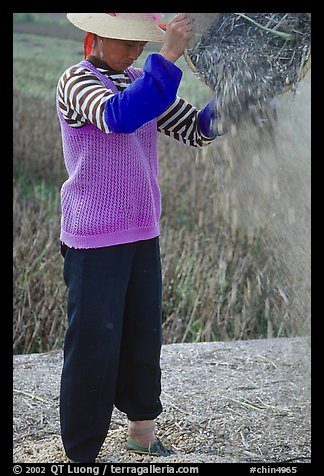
57, 61, 160, 249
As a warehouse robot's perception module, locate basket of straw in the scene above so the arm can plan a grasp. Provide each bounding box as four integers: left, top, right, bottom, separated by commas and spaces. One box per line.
184, 13, 311, 127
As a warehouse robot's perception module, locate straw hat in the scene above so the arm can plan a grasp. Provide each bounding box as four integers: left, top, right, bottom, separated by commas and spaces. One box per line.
67, 13, 165, 42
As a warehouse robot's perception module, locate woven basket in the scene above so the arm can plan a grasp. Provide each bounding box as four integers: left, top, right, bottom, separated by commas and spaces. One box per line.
184, 13, 311, 95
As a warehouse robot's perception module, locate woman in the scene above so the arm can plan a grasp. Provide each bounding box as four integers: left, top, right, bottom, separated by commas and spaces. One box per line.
57, 12, 221, 463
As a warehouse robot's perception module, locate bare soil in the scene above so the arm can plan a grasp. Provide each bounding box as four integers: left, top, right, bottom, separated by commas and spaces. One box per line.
13, 337, 311, 464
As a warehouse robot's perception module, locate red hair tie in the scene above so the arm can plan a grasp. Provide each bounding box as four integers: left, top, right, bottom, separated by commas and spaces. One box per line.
83, 14, 116, 58
83, 32, 94, 58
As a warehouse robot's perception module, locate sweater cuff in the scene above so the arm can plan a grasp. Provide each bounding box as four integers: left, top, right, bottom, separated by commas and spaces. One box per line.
145, 53, 183, 86
198, 98, 222, 139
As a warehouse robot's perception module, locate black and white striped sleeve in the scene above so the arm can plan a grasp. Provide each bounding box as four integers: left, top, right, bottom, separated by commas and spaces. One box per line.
157, 96, 213, 148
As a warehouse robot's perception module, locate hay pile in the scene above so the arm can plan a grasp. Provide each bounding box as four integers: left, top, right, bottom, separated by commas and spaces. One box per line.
186, 13, 311, 129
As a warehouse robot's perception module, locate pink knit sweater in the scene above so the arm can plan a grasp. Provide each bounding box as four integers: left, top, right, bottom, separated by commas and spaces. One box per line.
57, 62, 160, 249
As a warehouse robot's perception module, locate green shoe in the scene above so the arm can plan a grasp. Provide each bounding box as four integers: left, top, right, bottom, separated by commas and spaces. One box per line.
125, 436, 172, 457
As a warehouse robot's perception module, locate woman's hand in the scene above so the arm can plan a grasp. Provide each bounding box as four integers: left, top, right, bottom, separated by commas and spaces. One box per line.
159, 13, 193, 63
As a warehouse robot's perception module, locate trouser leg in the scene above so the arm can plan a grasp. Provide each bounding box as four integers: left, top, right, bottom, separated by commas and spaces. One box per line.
114, 238, 163, 421
60, 244, 135, 463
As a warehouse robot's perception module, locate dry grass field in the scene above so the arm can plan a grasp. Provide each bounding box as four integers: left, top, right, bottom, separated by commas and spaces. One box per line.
13, 15, 311, 354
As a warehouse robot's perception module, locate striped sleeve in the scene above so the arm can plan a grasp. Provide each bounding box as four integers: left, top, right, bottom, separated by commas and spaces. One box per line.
57, 65, 115, 133
157, 96, 214, 148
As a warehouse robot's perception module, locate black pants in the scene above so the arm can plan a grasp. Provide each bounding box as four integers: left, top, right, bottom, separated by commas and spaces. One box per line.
60, 238, 163, 462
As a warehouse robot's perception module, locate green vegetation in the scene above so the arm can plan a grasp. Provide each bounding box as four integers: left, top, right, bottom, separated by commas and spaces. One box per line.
13, 33, 83, 99
13, 12, 69, 25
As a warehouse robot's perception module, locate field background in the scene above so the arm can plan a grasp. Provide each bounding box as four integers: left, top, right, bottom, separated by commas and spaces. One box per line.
13, 13, 311, 354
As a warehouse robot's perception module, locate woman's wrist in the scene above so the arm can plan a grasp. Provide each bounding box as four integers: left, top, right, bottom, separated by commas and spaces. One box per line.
158, 47, 180, 64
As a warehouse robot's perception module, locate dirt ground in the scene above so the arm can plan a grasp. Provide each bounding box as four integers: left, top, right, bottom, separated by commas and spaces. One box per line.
13, 336, 311, 464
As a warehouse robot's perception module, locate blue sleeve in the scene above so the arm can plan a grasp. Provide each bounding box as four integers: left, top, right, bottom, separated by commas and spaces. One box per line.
198, 97, 225, 139
104, 53, 183, 134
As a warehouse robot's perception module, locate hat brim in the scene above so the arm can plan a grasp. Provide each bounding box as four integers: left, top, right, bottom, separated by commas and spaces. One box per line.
67, 13, 165, 43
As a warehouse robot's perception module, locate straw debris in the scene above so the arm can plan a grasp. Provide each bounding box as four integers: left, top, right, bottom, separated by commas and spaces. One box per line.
13, 337, 311, 464
187, 13, 311, 129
